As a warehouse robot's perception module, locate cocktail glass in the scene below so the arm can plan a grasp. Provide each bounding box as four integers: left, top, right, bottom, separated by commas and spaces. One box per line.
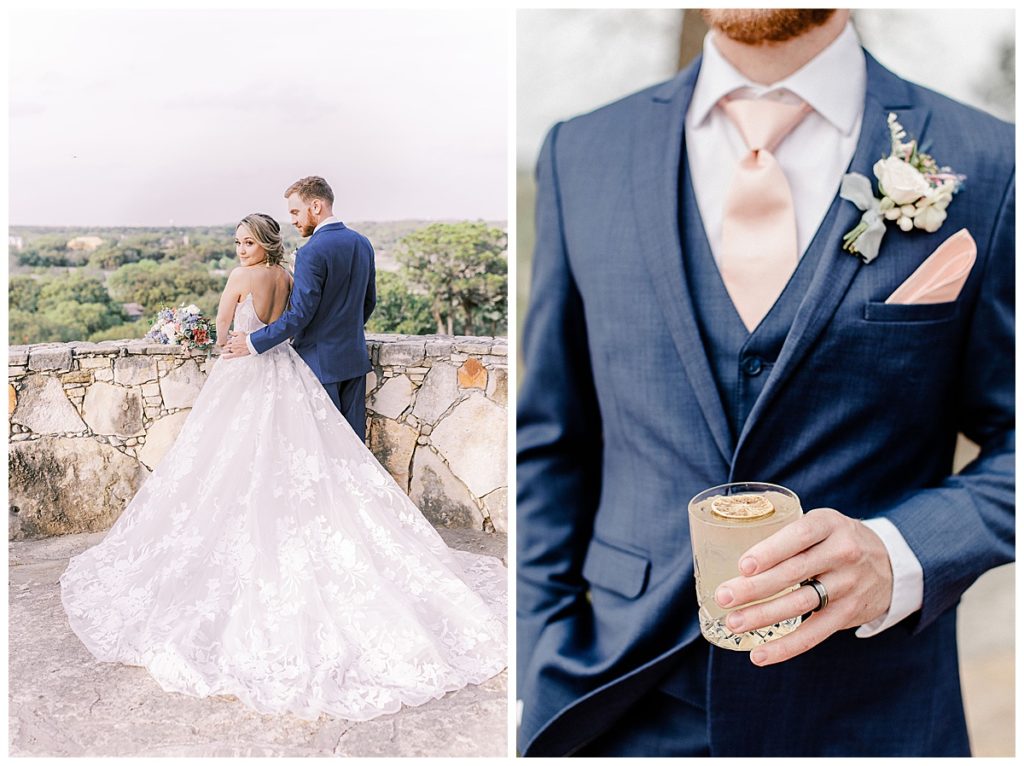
688, 481, 804, 650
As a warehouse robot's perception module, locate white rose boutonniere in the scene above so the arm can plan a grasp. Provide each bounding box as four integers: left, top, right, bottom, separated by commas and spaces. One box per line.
840, 113, 965, 262
873, 156, 931, 205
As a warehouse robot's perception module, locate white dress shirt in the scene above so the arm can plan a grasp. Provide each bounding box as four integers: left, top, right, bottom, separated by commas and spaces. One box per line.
313, 215, 341, 234
686, 24, 923, 637
243, 216, 340, 356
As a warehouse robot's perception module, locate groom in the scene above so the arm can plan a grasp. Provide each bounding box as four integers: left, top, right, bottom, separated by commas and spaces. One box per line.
517, 9, 1013, 757
222, 175, 376, 441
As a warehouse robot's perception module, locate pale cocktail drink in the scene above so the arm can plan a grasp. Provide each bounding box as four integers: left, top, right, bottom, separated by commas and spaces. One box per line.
687, 482, 803, 651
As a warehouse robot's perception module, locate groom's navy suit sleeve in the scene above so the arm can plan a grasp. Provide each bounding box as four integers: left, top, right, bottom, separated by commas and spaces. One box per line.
363, 242, 376, 322
249, 242, 328, 354
886, 171, 1015, 632
516, 123, 603, 687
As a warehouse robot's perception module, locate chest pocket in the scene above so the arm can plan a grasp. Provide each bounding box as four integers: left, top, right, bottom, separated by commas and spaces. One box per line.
862, 300, 959, 323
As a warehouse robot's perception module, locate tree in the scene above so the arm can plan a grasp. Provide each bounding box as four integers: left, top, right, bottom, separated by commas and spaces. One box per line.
46, 301, 124, 340
16, 234, 89, 267
192, 289, 223, 320
89, 318, 153, 342
37, 273, 115, 313
9, 273, 124, 344
107, 259, 225, 313
9, 275, 43, 312
86, 232, 172, 270
396, 222, 508, 336
88, 244, 146, 271
9, 303, 123, 344
365, 271, 436, 335
9, 310, 66, 345
177, 237, 235, 266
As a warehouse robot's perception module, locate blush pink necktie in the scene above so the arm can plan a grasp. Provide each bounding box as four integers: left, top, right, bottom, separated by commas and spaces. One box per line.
718, 96, 813, 332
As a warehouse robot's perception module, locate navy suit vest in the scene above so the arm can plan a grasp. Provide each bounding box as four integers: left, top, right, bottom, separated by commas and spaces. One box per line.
680, 156, 823, 443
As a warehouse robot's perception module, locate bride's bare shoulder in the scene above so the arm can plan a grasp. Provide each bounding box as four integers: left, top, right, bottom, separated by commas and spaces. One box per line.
222, 267, 251, 302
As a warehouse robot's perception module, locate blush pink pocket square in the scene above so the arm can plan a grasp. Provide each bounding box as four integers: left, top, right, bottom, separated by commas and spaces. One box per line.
885, 228, 977, 305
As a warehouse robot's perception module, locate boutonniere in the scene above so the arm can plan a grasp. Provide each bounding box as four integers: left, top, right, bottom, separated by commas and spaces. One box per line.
840, 113, 966, 263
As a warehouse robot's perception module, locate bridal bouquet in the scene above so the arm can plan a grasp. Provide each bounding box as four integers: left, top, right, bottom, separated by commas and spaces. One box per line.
840, 113, 966, 262
144, 304, 216, 350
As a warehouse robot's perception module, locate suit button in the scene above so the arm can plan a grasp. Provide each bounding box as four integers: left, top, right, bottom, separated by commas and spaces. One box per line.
741, 356, 763, 376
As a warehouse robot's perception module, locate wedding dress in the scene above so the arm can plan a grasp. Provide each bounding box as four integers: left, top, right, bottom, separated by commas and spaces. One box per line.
59, 293, 507, 721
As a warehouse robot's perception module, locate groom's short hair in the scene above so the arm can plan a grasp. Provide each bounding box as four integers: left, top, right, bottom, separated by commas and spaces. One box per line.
285, 176, 335, 206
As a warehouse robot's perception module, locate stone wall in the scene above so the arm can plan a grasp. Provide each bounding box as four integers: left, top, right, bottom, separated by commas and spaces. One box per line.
8, 335, 507, 541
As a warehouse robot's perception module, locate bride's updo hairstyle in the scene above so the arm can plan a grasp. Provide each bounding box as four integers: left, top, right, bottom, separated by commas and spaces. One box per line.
237, 213, 286, 267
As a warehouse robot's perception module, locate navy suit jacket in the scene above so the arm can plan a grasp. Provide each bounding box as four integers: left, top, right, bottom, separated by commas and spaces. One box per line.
516, 52, 1014, 756
250, 221, 375, 382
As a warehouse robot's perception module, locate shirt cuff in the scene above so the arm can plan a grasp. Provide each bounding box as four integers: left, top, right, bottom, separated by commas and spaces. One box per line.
855, 517, 923, 638
245, 333, 258, 356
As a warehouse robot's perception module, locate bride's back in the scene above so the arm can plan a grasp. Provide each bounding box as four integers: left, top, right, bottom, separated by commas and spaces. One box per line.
243, 265, 293, 325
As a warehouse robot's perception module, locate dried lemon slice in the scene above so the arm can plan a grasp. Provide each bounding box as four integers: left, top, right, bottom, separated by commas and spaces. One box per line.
710, 493, 775, 520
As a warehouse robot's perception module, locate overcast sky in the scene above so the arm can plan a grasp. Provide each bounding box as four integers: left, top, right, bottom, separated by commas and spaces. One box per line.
10, 9, 508, 226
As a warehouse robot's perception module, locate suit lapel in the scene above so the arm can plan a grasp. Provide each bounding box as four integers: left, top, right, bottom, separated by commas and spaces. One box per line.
733, 53, 930, 463
631, 57, 734, 465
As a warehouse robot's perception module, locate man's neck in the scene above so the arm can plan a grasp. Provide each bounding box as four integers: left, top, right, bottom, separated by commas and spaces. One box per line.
710, 10, 850, 85
312, 213, 339, 234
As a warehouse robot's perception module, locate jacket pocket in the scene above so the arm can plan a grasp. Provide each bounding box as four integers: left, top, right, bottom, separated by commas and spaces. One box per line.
582, 537, 651, 599
862, 300, 959, 323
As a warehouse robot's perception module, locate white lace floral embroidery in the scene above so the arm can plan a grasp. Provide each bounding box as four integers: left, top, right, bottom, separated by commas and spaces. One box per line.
59, 293, 507, 721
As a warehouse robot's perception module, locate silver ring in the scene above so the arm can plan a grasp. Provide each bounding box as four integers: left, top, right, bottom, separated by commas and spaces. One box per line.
801, 578, 829, 613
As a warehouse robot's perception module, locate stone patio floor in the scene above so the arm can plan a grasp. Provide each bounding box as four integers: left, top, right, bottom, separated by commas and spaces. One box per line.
9, 528, 509, 757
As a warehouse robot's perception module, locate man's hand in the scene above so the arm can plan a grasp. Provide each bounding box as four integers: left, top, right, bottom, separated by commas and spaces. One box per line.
220, 331, 252, 360
714, 508, 894, 667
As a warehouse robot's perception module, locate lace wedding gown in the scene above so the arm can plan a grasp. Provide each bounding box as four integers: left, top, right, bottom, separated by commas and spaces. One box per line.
59, 293, 507, 721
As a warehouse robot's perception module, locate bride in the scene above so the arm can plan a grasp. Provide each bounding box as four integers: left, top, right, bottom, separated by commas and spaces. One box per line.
59, 213, 507, 722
